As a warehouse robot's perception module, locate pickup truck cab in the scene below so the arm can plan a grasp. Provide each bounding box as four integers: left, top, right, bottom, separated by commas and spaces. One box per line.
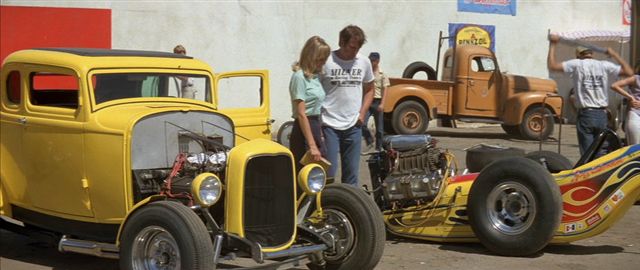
0, 48, 384, 270
385, 45, 563, 140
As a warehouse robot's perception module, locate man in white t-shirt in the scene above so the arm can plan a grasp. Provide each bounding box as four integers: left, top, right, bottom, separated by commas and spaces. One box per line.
548, 34, 632, 155
320, 25, 375, 186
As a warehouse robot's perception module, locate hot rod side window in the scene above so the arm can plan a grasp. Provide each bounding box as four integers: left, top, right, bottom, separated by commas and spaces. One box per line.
6, 71, 21, 104
30, 73, 79, 109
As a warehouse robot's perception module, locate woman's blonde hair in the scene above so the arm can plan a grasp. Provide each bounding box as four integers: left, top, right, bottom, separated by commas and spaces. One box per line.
293, 36, 331, 78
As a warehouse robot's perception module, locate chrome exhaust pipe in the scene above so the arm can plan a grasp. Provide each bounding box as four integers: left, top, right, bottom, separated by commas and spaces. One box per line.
58, 235, 119, 259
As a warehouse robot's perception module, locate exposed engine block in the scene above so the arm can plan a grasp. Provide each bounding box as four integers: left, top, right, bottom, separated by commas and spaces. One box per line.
381, 136, 446, 203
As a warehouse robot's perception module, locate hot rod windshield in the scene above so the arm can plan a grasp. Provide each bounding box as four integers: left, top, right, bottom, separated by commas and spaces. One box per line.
91, 72, 211, 104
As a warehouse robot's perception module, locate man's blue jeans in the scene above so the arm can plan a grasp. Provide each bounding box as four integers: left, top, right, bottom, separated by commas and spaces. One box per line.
576, 109, 608, 155
362, 98, 384, 150
323, 125, 362, 186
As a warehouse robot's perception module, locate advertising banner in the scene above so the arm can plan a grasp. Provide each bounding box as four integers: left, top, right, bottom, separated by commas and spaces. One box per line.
457, 0, 517, 16
449, 23, 496, 52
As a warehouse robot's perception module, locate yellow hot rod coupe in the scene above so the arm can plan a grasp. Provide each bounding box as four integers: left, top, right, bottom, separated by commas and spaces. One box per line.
0, 48, 385, 270
367, 132, 640, 256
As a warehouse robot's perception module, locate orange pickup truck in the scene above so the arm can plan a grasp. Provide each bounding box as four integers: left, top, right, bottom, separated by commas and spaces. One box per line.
384, 45, 563, 140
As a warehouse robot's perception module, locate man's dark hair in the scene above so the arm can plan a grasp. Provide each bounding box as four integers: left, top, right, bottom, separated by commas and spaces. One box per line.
339, 25, 367, 48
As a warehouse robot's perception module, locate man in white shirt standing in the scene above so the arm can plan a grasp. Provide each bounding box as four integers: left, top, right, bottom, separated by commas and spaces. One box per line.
320, 25, 375, 186
548, 34, 632, 155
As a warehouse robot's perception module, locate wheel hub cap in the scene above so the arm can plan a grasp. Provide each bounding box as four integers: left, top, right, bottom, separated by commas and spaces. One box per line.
402, 112, 420, 129
132, 225, 181, 270
321, 209, 355, 261
486, 181, 536, 235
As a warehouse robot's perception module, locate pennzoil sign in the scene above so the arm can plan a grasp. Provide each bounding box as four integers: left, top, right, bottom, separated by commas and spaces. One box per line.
448, 23, 496, 52
456, 26, 491, 48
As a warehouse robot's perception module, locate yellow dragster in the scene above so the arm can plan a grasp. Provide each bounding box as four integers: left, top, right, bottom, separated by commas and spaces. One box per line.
367, 133, 640, 256
0, 48, 385, 270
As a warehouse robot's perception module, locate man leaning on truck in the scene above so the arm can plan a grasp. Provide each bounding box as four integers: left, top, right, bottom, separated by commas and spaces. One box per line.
547, 34, 633, 155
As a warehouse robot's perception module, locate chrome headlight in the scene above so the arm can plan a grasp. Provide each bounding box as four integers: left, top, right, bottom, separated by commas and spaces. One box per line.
191, 173, 223, 207
298, 164, 326, 195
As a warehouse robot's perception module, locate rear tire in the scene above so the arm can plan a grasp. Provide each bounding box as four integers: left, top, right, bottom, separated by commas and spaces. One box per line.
519, 107, 554, 140
392, 100, 429, 135
525, 151, 573, 173
465, 144, 525, 173
468, 158, 562, 256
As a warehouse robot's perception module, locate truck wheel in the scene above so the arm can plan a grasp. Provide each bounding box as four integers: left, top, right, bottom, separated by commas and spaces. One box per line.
308, 184, 385, 270
402, 61, 437, 80
468, 158, 562, 256
392, 100, 428, 135
276, 120, 294, 148
500, 124, 521, 137
465, 144, 525, 173
525, 150, 573, 173
120, 201, 214, 270
519, 107, 554, 140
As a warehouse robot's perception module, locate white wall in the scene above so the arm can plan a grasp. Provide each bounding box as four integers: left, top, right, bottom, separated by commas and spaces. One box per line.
3, 0, 629, 128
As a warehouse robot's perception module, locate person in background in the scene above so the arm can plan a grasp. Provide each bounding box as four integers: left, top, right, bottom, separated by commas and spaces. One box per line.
320, 25, 375, 186
288, 36, 331, 170
362, 52, 390, 150
172, 45, 196, 98
547, 34, 633, 155
611, 64, 640, 145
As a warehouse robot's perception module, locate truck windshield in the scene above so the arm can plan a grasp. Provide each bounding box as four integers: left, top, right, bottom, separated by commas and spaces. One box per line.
92, 73, 211, 104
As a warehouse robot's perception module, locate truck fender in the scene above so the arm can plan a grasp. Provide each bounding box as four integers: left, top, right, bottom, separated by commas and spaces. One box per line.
115, 195, 167, 247
383, 84, 436, 119
502, 92, 563, 125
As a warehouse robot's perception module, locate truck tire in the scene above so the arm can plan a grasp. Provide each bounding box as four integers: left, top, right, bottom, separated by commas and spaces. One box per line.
525, 150, 573, 173
392, 100, 429, 135
465, 144, 525, 173
468, 158, 562, 256
402, 62, 437, 80
519, 107, 554, 140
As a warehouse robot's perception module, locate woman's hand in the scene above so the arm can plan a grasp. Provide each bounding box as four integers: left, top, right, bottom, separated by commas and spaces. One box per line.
309, 145, 322, 161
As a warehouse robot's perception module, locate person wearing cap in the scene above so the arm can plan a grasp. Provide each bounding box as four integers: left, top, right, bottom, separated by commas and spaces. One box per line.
319, 25, 375, 186
548, 34, 633, 155
362, 52, 390, 150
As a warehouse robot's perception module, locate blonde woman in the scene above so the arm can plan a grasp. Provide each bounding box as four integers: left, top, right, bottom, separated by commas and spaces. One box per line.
289, 36, 331, 170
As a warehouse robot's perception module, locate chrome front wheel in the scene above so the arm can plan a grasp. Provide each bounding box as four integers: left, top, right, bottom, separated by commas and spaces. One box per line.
131, 226, 181, 270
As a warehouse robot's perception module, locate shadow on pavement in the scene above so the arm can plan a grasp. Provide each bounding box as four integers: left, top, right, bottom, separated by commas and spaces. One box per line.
544, 244, 624, 255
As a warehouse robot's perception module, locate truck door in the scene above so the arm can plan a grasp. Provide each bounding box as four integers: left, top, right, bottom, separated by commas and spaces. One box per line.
215, 70, 272, 144
466, 56, 499, 114
22, 68, 93, 217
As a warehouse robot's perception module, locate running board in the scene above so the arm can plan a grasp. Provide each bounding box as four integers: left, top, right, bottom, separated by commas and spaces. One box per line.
58, 235, 119, 259
456, 117, 503, 124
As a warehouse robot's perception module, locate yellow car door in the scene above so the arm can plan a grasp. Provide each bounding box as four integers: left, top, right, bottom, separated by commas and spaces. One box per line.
22, 67, 93, 217
215, 70, 272, 144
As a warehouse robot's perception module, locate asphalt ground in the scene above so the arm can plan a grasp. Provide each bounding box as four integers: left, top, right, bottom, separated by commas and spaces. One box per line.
1, 123, 639, 269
